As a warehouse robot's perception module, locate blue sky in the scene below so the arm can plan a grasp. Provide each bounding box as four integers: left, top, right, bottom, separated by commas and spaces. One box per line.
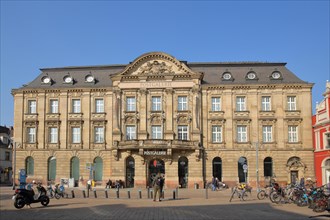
1, 1, 329, 126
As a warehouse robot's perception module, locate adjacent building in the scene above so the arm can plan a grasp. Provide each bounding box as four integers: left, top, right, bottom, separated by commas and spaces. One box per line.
0, 126, 13, 184
11, 52, 314, 188
313, 81, 330, 187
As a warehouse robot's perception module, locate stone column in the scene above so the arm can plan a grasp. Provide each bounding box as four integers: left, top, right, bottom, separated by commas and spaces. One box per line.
164, 88, 174, 140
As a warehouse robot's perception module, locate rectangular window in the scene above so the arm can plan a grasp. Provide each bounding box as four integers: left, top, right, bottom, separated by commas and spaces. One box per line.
94, 127, 104, 143
95, 99, 104, 113
211, 97, 221, 111
28, 100, 37, 114
325, 133, 330, 149
212, 126, 222, 143
126, 126, 136, 140
236, 96, 246, 111
49, 127, 58, 143
151, 125, 162, 139
50, 99, 58, 113
261, 96, 271, 111
178, 96, 188, 111
262, 126, 272, 143
287, 96, 296, 111
27, 127, 36, 143
5, 152, 10, 161
72, 99, 81, 113
126, 97, 136, 112
178, 125, 188, 140
72, 127, 81, 143
237, 125, 247, 142
152, 96, 162, 111
288, 126, 298, 143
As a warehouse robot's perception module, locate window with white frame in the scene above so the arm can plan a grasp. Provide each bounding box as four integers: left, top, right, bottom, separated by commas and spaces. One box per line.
325, 133, 330, 149
72, 99, 81, 113
28, 100, 37, 114
237, 125, 247, 142
151, 125, 162, 139
50, 99, 58, 113
95, 99, 104, 113
126, 125, 136, 140
49, 127, 58, 143
152, 96, 161, 111
94, 127, 104, 143
211, 97, 221, 111
27, 127, 36, 143
178, 96, 188, 111
236, 97, 246, 111
126, 97, 136, 112
262, 126, 272, 143
261, 96, 271, 111
178, 125, 188, 140
212, 126, 222, 143
287, 96, 296, 111
72, 127, 81, 143
288, 125, 298, 143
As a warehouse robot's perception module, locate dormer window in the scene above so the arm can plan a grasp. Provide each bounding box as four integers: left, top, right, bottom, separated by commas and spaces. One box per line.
41, 76, 52, 84
246, 71, 257, 80
63, 75, 73, 84
85, 75, 95, 83
271, 71, 282, 80
222, 72, 232, 81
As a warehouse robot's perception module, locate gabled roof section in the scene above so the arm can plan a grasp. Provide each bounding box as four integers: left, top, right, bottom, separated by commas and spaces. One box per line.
111, 52, 203, 81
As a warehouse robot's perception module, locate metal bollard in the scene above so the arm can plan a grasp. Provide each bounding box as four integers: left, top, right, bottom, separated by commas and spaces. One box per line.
116, 189, 119, 199
71, 190, 75, 198
173, 190, 176, 200
150, 190, 153, 199
94, 189, 97, 198
176, 187, 179, 198
127, 190, 131, 199
105, 190, 108, 198
82, 190, 86, 198
205, 187, 208, 199
161, 190, 164, 199
138, 190, 142, 199
147, 186, 150, 199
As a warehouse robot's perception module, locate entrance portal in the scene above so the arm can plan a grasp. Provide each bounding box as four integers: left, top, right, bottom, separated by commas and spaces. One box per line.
148, 159, 165, 187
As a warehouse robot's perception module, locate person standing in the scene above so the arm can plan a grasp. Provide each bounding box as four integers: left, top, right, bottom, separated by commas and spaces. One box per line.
153, 171, 163, 202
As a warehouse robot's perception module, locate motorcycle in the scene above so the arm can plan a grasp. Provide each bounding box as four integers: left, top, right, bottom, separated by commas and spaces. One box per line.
54, 184, 67, 199
12, 184, 50, 209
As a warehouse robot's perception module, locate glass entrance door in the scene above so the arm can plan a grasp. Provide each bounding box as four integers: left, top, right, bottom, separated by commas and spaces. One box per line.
148, 159, 164, 187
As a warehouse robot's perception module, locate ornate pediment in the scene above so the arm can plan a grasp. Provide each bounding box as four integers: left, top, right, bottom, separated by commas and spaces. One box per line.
111, 52, 203, 81
137, 60, 174, 76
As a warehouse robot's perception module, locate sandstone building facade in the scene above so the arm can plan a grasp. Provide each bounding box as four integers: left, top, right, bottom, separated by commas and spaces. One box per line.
12, 52, 314, 188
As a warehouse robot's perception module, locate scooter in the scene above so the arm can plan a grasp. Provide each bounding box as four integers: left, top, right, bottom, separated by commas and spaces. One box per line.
12, 184, 50, 209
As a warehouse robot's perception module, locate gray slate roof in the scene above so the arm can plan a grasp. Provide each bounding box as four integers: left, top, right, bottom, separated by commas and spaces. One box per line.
16, 61, 309, 90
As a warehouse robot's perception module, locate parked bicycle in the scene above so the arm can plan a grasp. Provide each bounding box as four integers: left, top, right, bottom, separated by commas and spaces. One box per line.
229, 183, 252, 202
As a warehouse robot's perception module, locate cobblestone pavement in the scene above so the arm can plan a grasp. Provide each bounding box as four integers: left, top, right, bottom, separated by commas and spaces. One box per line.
1, 186, 329, 220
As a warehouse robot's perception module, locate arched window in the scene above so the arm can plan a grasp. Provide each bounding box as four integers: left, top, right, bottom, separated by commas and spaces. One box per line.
263, 157, 273, 177
238, 157, 247, 183
94, 157, 103, 181
178, 156, 188, 188
212, 157, 222, 181
70, 157, 80, 183
126, 156, 135, 188
48, 156, 56, 181
26, 156, 34, 176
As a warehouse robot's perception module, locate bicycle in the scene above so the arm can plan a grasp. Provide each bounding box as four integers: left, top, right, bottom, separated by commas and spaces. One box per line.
229, 185, 251, 202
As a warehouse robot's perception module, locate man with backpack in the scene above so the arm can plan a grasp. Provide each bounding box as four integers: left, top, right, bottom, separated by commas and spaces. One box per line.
152, 171, 164, 202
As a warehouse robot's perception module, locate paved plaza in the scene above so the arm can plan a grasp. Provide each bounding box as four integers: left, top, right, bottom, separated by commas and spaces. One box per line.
1, 186, 329, 220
